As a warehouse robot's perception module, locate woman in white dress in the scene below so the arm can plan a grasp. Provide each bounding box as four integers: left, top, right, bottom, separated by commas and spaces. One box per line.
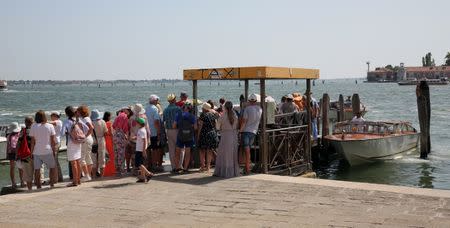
213, 101, 240, 178
61, 106, 86, 187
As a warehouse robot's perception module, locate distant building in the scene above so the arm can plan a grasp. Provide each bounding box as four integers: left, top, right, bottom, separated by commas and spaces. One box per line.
367, 65, 450, 82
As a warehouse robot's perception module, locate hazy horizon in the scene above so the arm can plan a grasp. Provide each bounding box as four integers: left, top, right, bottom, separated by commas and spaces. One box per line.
1, 0, 450, 80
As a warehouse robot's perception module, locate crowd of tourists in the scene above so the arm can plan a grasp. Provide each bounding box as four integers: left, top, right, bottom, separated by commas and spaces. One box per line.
5, 91, 271, 190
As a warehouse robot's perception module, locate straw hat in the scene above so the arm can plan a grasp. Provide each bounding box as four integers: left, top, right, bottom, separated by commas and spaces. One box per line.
249, 93, 258, 102
202, 103, 212, 111
134, 103, 145, 115
167, 93, 176, 102
8, 122, 20, 133
286, 94, 294, 100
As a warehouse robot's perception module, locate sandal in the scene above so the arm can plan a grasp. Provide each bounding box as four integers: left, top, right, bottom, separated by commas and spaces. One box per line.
66, 183, 78, 187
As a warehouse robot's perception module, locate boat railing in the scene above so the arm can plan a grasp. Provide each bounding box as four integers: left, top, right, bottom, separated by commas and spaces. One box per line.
332, 120, 416, 135
273, 111, 306, 128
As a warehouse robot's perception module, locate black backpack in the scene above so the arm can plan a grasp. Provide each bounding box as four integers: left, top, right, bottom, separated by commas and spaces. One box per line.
178, 114, 194, 143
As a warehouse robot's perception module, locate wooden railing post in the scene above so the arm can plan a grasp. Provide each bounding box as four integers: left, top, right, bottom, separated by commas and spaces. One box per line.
260, 79, 268, 173
305, 79, 312, 169
192, 80, 198, 117
352, 93, 360, 116
244, 79, 249, 101
338, 94, 344, 122
322, 93, 330, 137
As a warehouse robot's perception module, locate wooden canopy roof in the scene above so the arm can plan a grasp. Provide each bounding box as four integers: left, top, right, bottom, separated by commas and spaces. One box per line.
183, 66, 319, 80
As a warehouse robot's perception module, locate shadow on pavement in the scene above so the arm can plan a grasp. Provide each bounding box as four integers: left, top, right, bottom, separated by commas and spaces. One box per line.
92, 182, 133, 189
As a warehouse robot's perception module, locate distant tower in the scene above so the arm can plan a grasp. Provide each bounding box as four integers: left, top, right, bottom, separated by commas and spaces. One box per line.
366, 61, 370, 72
398, 62, 406, 81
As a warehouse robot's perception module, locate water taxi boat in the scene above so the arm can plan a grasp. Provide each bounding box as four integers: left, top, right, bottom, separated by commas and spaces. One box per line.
398, 77, 449, 86
0, 80, 7, 91
324, 121, 419, 166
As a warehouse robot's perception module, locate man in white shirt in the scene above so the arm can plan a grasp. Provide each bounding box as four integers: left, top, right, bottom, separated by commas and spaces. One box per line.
239, 94, 262, 174
351, 111, 365, 124
30, 110, 57, 188
351, 111, 366, 132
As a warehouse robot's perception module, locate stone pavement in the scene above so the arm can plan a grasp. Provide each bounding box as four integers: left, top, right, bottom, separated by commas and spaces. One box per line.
1, 172, 450, 227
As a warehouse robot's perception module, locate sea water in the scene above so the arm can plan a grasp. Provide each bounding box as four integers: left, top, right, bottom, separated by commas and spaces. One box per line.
0, 79, 449, 189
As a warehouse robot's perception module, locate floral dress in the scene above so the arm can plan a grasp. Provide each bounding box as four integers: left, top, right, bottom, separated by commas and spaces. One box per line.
198, 112, 219, 149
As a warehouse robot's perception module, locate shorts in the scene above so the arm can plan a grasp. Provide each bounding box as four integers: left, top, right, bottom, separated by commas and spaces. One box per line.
33, 154, 56, 170
149, 136, 161, 149
176, 139, 194, 148
126, 141, 136, 155
19, 157, 34, 182
7, 152, 16, 161
135, 151, 144, 167
241, 132, 256, 148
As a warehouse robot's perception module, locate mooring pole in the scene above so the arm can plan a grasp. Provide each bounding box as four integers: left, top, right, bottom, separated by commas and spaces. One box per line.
338, 94, 344, 122
306, 79, 312, 168
260, 79, 268, 173
322, 93, 330, 137
416, 81, 431, 158
351, 93, 360, 116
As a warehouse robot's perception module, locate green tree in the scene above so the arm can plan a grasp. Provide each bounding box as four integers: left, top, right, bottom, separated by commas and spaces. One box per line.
445, 52, 450, 66
385, 64, 394, 70
422, 52, 436, 67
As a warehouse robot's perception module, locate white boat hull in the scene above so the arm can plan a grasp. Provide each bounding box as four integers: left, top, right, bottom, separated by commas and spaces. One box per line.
327, 133, 419, 166
0, 137, 6, 160
0, 137, 67, 160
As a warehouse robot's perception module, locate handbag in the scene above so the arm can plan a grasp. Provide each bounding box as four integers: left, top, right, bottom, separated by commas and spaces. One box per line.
92, 128, 98, 154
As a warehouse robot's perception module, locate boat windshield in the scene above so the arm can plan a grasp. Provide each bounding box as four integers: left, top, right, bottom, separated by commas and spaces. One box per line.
333, 121, 416, 135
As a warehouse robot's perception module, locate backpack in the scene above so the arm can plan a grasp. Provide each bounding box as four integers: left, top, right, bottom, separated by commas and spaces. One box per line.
178, 114, 194, 143
17, 129, 31, 159
70, 121, 86, 144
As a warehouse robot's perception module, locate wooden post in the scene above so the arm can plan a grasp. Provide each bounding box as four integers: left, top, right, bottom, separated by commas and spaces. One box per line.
338, 94, 344, 122
351, 93, 360, 116
317, 98, 322, 134
260, 79, 268, 173
306, 79, 312, 168
244, 79, 249, 101
192, 80, 198, 117
416, 81, 431, 158
322, 93, 330, 137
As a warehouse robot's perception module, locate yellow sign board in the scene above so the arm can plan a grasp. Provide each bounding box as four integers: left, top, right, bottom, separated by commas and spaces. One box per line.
183, 66, 319, 80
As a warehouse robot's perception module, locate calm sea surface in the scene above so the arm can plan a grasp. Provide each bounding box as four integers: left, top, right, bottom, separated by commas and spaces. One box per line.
1, 79, 449, 189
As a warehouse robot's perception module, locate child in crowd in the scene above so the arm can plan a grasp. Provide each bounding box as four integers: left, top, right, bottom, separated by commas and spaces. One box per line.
6, 122, 22, 188
134, 117, 153, 182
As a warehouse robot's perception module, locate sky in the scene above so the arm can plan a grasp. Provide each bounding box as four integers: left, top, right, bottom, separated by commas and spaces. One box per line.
1, 0, 449, 80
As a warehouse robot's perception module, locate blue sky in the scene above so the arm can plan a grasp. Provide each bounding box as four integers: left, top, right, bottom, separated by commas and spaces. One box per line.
1, 0, 449, 80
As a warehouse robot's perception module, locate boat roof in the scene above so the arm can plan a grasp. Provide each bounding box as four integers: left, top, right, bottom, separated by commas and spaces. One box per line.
183, 66, 319, 80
